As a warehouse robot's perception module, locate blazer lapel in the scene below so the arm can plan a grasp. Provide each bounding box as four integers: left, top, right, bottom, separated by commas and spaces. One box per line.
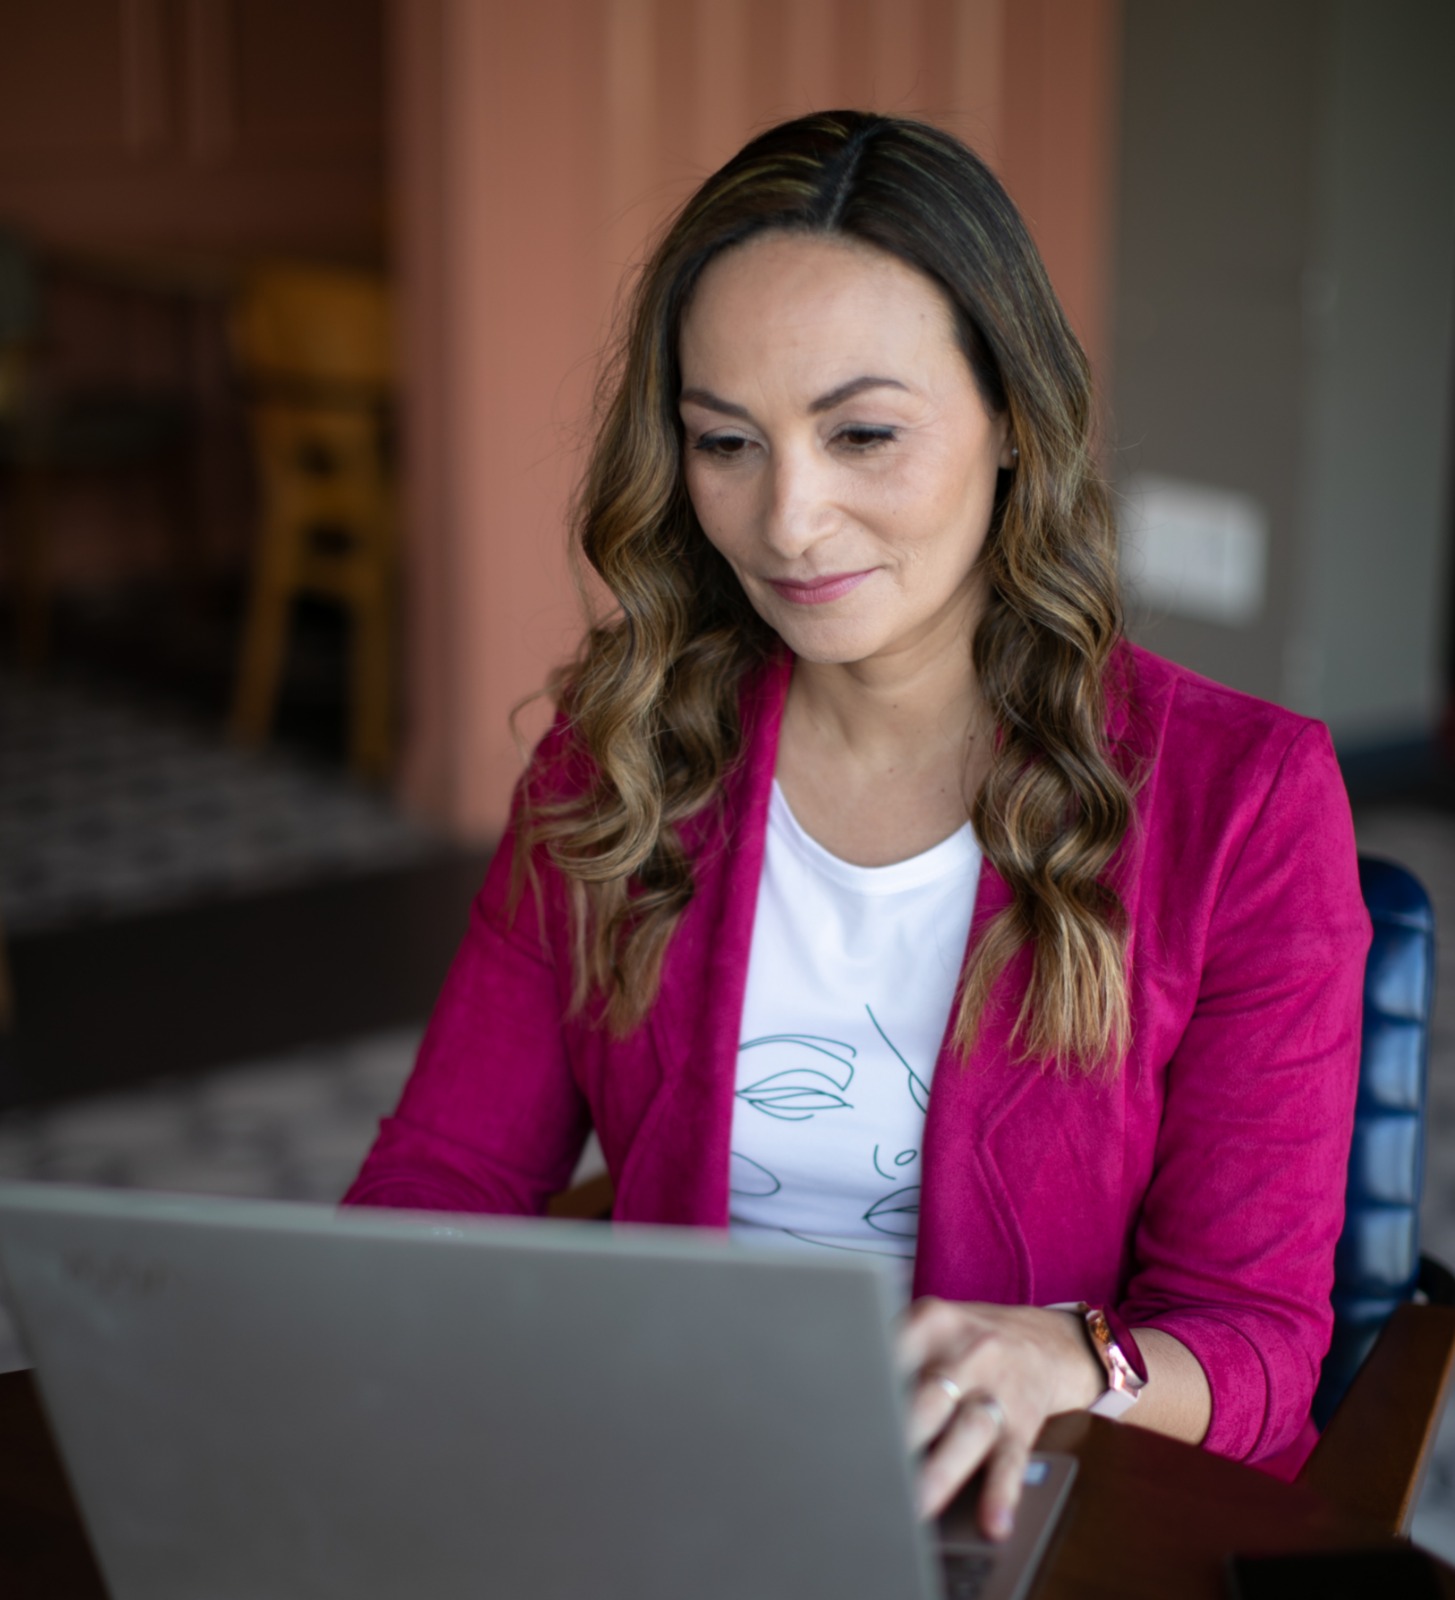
615, 654, 790, 1227
914, 857, 1044, 1302
915, 645, 1155, 1303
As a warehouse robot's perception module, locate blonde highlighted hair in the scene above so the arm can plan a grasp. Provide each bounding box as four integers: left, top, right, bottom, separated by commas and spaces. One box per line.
519, 110, 1133, 1073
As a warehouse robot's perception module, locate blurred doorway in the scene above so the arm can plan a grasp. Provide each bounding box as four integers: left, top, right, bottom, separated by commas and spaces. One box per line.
0, 0, 388, 769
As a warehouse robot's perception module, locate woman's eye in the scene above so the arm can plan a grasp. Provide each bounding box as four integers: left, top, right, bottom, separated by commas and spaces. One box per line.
834, 426, 897, 452
691, 432, 753, 458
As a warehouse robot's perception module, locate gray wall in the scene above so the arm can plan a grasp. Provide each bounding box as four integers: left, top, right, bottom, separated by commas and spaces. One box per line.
1111, 0, 1455, 748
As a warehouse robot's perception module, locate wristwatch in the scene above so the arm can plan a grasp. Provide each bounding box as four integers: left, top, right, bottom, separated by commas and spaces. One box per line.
1076, 1303, 1148, 1419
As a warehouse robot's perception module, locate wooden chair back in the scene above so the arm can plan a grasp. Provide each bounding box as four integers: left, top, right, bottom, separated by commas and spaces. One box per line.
231, 265, 392, 397
228, 263, 397, 777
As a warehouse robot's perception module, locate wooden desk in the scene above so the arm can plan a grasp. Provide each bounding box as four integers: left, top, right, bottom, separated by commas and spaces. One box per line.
1, 1366, 1449, 1599
1032, 1409, 1455, 1598
0, 1372, 106, 1598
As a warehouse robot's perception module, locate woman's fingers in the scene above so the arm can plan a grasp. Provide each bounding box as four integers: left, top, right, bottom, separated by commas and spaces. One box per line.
916, 1389, 1008, 1522
908, 1364, 968, 1452
976, 1429, 1031, 1542
902, 1298, 991, 1452
898, 1299, 1088, 1534
898, 1295, 966, 1377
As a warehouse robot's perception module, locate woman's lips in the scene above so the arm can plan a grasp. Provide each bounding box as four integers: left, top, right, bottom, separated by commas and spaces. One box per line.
766, 569, 874, 605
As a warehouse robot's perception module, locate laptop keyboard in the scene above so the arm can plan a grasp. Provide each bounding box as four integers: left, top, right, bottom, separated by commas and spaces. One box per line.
941, 1548, 998, 1599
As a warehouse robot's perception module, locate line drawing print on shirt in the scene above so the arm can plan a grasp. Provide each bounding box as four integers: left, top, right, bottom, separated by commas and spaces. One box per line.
734, 1033, 857, 1121
863, 1185, 921, 1239
872, 1143, 919, 1181
781, 1226, 915, 1258
730, 1014, 936, 1260
728, 1151, 782, 1197
866, 1003, 931, 1113
858, 1012, 927, 1241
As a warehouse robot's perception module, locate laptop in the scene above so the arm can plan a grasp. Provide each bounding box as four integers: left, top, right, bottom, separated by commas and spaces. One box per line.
0, 1182, 1075, 1600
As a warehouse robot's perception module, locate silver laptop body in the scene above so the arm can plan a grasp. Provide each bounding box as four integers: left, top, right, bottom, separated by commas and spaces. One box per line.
0, 1182, 1073, 1600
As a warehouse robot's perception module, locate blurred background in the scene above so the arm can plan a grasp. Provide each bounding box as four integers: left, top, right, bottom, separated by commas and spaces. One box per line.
0, 0, 1452, 1551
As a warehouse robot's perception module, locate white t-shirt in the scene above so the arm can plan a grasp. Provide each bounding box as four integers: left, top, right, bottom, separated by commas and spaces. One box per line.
729, 781, 982, 1299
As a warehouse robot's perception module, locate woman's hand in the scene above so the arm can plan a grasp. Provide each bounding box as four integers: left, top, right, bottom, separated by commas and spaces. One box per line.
898, 1298, 1102, 1539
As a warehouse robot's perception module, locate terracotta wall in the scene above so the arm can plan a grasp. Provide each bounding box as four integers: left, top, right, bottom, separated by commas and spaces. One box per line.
0, 0, 383, 253
391, 0, 1122, 838
0, 0, 385, 588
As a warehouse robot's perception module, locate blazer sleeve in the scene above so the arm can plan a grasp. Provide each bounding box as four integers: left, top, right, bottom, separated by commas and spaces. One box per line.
342, 757, 592, 1217
1118, 721, 1370, 1462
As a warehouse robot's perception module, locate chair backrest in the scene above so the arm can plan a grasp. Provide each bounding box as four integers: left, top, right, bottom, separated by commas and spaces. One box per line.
1312, 855, 1437, 1427
231, 264, 392, 396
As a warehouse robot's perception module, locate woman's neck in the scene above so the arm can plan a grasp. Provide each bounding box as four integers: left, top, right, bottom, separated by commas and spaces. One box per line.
775, 642, 991, 868
786, 649, 983, 772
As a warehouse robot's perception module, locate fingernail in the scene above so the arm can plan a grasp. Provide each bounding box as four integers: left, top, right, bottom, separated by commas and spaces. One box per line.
988, 1506, 1013, 1541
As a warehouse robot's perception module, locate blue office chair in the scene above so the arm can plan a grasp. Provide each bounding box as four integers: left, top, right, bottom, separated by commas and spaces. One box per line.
1314, 855, 1446, 1426
1298, 855, 1455, 1534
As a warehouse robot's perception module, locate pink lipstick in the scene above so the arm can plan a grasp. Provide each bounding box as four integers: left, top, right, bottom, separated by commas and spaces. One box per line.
766, 570, 874, 605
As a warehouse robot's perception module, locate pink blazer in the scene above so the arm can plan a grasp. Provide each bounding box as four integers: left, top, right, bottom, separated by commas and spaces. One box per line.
346, 644, 1370, 1473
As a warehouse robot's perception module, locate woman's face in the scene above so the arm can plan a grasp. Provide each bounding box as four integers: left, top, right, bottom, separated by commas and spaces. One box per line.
678, 231, 1013, 671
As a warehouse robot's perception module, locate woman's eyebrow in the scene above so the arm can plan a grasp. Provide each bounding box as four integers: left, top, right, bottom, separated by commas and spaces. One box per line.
807, 375, 909, 413
678, 375, 909, 418
679, 387, 752, 419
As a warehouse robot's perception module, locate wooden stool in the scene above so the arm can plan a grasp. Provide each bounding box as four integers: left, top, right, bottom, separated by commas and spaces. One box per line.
228, 265, 395, 779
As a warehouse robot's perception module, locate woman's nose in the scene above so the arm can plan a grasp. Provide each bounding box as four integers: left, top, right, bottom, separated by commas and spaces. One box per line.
761, 448, 833, 559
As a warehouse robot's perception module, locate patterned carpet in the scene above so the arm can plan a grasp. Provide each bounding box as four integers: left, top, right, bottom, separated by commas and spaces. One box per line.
2, 667, 1454, 1555
0, 668, 439, 935
0, 1025, 421, 1372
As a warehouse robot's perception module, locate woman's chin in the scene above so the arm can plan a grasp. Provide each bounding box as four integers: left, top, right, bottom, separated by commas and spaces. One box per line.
764, 619, 882, 668
749, 582, 980, 673
763, 609, 962, 673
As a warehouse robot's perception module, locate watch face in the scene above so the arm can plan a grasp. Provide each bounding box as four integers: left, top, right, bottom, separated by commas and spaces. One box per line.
1100, 1307, 1148, 1385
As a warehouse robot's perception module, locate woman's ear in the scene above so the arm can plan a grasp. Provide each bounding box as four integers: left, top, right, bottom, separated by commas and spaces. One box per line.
992, 407, 1018, 472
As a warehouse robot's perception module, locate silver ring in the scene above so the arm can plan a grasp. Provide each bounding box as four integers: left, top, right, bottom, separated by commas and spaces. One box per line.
931, 1371, 965, 1408
963, 1390, 1008, 1435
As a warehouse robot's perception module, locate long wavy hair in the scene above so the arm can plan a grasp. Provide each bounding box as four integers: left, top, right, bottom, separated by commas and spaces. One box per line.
518, 110, 1133, 1073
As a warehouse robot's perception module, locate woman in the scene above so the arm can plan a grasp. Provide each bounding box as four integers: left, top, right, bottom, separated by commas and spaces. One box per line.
346, 111, 1369, 1539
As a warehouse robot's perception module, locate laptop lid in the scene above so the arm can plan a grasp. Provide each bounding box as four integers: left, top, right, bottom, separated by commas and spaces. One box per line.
0, 1182, 946, 1600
